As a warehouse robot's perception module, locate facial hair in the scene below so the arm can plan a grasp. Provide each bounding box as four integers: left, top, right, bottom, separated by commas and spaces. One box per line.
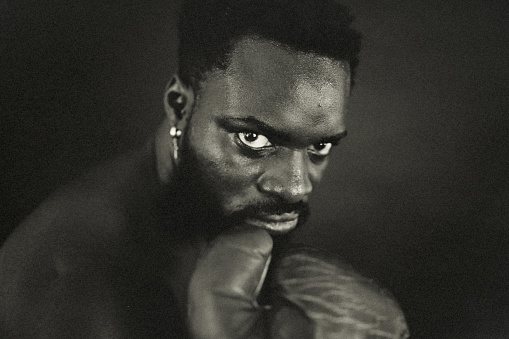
161, 117, 310, 242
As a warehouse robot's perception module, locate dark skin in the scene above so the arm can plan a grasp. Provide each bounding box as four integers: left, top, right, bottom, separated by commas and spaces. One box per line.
165, 37, 350, 233
0, 36, 351, 337
167, 37, 352, 336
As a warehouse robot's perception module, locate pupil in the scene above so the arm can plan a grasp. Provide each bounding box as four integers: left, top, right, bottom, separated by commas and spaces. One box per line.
245, 133, 258, 142
315, 143, 325, 150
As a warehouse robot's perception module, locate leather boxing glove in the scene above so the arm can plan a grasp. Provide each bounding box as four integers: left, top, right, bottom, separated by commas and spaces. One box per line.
188, 227, 272, 338
187, 228, 409, 338
268, 246, 410, 338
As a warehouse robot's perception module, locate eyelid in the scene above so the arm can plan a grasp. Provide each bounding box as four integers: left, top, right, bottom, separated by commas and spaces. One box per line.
318, 138, 341, 147
218, 117, 344, 153
217, 117, 286, 145
317, 131, 348, 147
308, 142, 334, 157
237, 132, 272, 148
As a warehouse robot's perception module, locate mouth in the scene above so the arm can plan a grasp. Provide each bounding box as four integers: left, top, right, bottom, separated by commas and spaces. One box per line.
243, 212, 299, 234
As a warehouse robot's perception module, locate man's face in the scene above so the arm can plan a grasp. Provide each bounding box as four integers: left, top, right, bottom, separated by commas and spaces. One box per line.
182, 37, 350, 235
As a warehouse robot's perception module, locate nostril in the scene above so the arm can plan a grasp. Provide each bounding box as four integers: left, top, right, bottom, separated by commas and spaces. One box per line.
257, 176, 285, 196
257, 173, 312, 203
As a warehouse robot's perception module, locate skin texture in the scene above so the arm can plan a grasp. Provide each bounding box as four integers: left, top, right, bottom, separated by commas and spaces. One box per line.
0, 36, 382, 338
171, 37, 351, 234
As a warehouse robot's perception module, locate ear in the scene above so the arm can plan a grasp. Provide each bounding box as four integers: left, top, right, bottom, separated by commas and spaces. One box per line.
164, 75, 195, 128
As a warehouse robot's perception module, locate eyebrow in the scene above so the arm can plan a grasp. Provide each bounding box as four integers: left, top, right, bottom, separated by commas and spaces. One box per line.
216, 116, 348, 145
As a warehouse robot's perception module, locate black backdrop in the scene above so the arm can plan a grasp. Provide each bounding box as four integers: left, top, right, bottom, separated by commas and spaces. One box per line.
1, 0, 508, 337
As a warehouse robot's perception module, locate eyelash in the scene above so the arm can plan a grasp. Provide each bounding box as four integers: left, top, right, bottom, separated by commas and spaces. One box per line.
233, 131, 336, 162
234, 132, 273, 157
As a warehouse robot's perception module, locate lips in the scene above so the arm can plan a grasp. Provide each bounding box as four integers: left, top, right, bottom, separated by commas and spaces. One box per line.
244, 212, 299, 234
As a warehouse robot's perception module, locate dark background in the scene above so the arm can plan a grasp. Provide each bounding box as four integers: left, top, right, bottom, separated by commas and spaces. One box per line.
1, 0, 508, 337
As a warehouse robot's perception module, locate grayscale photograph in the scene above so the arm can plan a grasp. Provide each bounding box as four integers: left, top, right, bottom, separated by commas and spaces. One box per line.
1, 0, 507, 337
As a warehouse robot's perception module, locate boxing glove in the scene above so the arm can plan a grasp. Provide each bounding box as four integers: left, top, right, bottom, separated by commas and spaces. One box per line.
188, 228, 409, 338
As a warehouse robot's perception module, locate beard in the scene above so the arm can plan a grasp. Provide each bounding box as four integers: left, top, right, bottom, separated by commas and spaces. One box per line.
157, 122, 310, 245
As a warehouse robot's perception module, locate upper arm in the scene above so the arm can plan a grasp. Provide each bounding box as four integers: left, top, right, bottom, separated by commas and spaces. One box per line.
0, 209, 189, 338
0, 195, 133, 338
0, 165, 188, 338
1, 237, 129, 338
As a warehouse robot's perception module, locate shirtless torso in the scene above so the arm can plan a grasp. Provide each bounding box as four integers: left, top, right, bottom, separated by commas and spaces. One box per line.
0, 142, 197, 338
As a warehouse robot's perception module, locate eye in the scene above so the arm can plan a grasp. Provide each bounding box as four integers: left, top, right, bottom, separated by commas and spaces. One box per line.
237, 132, 272, 149
309, 142, 333, 156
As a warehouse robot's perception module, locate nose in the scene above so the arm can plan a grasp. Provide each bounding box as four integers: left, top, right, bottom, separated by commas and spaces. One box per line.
257, 150, 313, 204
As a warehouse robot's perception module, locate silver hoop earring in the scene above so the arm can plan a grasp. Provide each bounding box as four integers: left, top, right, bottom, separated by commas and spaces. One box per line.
170, 126, 182, 160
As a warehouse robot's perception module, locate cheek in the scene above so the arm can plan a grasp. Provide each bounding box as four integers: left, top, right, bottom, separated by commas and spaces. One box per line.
311, 158, 329, 184
188, 121, 260, 197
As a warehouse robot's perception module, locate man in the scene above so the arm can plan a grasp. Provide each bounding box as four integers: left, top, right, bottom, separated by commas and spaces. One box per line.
0, 0, 409, 337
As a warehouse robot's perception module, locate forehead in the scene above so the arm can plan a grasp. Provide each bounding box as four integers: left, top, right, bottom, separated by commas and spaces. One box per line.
227, 37, 350, 89
197, 37, 350, 142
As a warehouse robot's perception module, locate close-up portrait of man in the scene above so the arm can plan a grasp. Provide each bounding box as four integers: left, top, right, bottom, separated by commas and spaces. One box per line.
1, 0, 507, 338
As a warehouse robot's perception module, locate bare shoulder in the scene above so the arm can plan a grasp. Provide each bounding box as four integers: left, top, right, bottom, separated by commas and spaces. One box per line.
0, 167, 134, 337
0, 146, 188, 338
0, 144, 159, 280
0, 148, 147, 292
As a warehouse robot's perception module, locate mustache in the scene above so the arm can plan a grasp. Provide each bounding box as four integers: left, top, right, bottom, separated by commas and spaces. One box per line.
228, 200, 310, 221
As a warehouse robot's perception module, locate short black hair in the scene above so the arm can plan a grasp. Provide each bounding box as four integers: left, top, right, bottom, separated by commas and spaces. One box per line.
178, 0, 362, 90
